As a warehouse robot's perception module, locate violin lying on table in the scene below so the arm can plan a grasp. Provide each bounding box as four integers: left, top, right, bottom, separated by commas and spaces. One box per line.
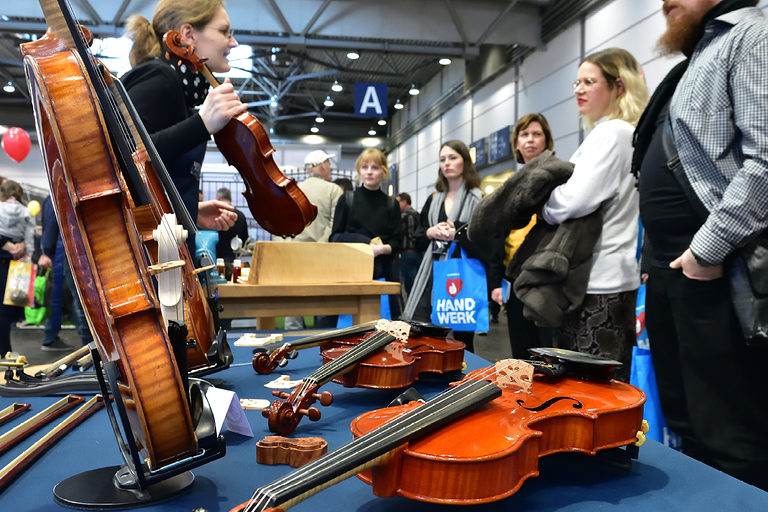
261, 320, 465, 435
232, 349, 647, 511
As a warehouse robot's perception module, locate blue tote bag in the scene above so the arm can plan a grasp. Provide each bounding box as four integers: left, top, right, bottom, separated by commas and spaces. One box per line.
431, 242, 489, 332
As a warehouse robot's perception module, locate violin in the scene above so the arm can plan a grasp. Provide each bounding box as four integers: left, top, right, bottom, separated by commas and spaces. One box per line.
251, 319, 453, 374
231, 353, 647, 511
21, 0, 223, 475
163, 30, 317, 237
261, 320, 464, 435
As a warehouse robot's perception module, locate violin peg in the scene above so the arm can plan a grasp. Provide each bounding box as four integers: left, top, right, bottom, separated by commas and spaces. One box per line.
312, 391, 333, 407
271, 390, 290, 399
298, 407, 321, 421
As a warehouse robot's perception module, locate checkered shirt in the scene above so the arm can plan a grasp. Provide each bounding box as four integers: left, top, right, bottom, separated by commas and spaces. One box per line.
670, 7, 768, 265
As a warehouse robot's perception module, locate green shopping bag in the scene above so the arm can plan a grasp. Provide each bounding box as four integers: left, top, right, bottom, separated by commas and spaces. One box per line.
24, 267, 50, 325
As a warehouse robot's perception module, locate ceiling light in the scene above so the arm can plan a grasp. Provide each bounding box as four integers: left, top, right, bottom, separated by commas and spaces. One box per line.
394, 99, 404, 110
310, 125, 319, 133
368, 128, 377, 136
324, 96, 334, 107
377, 119, 387, 126
408, 84, 420, 96
439, 58, 452, 66
270, 96, 278, 108
315, 115, 325, 123
346, 51, 360, 60
331, 80, 343, 92
2, 82, 14, 93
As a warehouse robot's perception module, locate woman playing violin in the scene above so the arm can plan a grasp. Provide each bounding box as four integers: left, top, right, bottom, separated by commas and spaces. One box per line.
122, 0, 245, 239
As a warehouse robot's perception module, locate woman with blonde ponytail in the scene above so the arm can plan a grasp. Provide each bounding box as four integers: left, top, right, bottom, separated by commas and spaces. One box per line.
122, 0, 246, 238
540, 47, 649, 382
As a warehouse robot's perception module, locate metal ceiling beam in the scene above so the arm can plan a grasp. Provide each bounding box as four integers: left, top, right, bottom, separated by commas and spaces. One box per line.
444, 0, 469, 47
301, 0, 332, 38
266, 0, 294, 35
112, 0, 134, 26
475, 0, 520, 47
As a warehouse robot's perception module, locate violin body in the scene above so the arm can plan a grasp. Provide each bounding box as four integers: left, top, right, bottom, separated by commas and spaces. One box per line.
215, 115, 317, 237
163, 30, 317, 237
350, 367, 646, 504
320, 333, 465, 389
128, 150, 228, 373
21, 1, 205, 470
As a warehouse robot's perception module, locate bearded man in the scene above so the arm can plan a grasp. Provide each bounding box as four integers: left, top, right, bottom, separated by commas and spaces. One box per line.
632, 0, 768, 490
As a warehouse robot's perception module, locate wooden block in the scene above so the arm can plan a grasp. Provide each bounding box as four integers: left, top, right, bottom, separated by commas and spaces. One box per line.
248, 242, 373, 285
256, 435, 328, 467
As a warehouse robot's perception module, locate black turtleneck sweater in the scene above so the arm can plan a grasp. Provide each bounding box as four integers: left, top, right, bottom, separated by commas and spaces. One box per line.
330, 186, 403, 253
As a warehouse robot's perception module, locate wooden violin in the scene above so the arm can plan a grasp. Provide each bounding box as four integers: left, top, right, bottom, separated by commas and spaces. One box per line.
252, 319, 454, 375
261, 320, 464, 435
231, 353, 646, 511
21, 0, 223, 475
163, 30, 317, 237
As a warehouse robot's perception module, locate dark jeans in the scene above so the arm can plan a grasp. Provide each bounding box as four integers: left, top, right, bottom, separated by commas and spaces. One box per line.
506, 293, 551, 359
43, 239, 92, 346
646, 266, 768, 490
399, 252, 421, 296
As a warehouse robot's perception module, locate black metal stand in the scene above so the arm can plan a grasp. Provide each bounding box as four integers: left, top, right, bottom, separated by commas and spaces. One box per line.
53, 345, 225, 509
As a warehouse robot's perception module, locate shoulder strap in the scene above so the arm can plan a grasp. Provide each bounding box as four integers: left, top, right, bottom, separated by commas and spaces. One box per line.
662, 115, 709, 222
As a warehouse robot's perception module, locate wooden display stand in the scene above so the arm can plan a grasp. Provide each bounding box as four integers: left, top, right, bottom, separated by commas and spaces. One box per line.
217, 242, 400, 328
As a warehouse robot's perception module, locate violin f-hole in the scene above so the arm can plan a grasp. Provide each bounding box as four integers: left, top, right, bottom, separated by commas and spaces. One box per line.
516, 396, 584, 412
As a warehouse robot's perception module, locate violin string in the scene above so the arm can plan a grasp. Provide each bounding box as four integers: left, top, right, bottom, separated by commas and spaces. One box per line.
251, 378, 499, 511
63, 1, 184, 316
255, 360, 520, 508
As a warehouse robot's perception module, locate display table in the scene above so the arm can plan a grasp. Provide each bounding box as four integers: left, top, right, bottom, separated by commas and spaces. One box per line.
217, 281, 400, 328
1, 333, 767, 511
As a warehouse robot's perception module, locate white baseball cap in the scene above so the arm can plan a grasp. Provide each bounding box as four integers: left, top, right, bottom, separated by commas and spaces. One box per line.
304, 150, 335, 167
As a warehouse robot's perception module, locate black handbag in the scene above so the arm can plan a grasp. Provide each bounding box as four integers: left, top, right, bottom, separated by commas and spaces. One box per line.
663, 117, 768, 346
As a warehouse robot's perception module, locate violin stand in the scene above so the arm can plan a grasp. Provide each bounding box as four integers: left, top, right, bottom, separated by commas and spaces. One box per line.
54, 343, 226, 509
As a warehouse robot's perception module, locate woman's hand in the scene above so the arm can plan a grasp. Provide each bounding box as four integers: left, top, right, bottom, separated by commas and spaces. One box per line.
197, 200, 237, 230
198, 79, 248, 134
370, 242, 392, 258
491, 287, 504, 306
426, 221, 456, 241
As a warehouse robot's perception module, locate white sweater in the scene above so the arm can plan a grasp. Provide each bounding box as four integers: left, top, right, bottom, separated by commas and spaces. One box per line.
542, 118, 640, 294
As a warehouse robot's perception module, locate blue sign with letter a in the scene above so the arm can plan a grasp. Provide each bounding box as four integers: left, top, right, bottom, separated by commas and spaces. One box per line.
354, 83, 388, 118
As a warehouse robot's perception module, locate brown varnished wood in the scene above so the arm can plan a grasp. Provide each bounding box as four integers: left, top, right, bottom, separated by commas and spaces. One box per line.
256, 436, 328, 467
20, 2, 198, 469
350, 367, 646, 504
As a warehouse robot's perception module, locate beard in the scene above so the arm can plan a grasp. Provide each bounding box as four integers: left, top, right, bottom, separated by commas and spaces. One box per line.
656, 3, 708, 56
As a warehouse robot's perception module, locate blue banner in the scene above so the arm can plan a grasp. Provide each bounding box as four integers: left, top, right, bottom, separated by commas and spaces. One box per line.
354, 83, 388, 117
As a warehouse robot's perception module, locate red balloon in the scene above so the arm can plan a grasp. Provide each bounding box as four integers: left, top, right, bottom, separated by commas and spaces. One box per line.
2, 127, 31, 163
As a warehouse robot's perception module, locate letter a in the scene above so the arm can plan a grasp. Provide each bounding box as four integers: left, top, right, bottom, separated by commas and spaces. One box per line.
360, 86, 383, 115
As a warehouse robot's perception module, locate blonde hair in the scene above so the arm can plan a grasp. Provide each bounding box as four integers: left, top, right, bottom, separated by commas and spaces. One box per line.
580, 48, 649, 130
125, 0, 224, 67
355, 148, 389, 180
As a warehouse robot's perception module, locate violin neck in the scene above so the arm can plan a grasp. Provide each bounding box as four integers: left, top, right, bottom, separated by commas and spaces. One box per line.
285, 321, 378, 351
308, 331, 396, 386
248, 379, 502, 511
201, 66, 220, 89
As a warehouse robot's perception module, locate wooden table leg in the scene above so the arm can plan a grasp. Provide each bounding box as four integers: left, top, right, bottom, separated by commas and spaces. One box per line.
258, 317, 276, 330
355, 295, 381, 324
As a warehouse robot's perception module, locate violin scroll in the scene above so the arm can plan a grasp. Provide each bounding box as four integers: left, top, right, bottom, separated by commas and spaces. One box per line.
252, 345, 297, 375
262, 387, 334, 436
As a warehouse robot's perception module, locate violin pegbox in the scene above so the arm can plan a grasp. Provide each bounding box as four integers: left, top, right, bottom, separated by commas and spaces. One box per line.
375, 319, 411, 342
494, 359, 534, 393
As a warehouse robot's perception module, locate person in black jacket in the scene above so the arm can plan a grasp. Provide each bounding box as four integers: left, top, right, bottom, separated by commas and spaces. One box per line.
214, 187, 249, 263
331, 148, 403, 319
122, 0, 241, 248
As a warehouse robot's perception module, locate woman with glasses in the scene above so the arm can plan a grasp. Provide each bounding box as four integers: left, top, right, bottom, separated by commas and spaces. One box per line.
542, 48, 648, 381
122, 0, 244, 236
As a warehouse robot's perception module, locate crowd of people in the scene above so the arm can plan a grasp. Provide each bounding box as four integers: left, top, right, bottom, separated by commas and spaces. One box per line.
2, 0, 765, 493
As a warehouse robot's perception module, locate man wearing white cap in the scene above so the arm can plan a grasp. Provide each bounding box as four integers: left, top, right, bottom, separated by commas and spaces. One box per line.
283, 149, 344, 330
294, 150, 343, 243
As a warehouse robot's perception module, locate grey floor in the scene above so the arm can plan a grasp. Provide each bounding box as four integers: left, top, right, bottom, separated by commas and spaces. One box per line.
8, 314, 513, 368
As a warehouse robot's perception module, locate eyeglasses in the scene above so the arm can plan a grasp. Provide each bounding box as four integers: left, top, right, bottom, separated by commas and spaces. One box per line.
212, 27, 234, 40
571, 78, 602, 91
